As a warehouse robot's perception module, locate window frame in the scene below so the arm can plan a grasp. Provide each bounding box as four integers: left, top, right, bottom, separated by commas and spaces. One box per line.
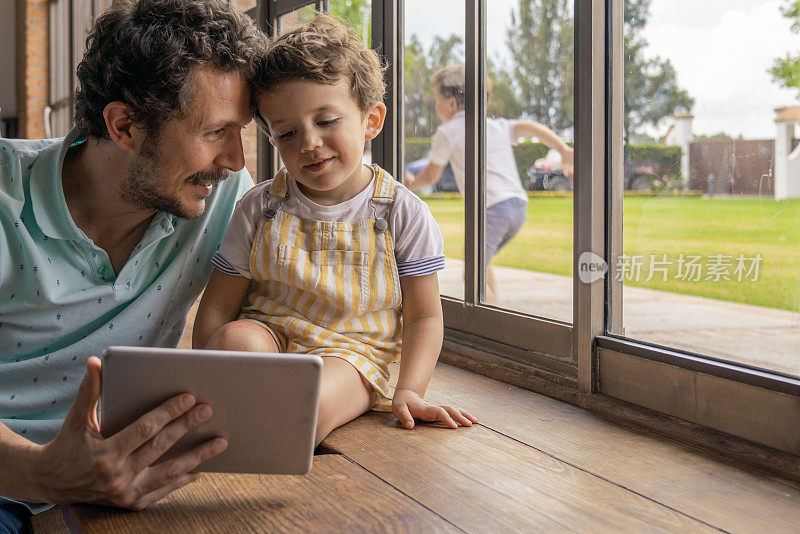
374, 0, 579, 374
598, 0, 800, 455
254, 0, 800, 456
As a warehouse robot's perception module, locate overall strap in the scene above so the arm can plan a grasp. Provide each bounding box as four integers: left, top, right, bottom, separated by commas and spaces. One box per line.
371, 165, 395, 205
268, 168, 290, 198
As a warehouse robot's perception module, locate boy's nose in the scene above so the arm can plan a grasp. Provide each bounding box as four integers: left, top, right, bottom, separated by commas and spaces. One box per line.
300, 130, 323, 152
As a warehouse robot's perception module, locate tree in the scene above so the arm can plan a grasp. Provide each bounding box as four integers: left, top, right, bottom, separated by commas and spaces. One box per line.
487, 59, 525, 120
502, 0, 691, 140
505, 0, 574, 131
623, 0, 693, 143
403, 33, 463, 139
329, 0, 371, 47
770, 0, 800, 99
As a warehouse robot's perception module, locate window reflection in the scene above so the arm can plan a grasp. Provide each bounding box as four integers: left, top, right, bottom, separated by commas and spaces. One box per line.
402, 1, 575, 321
613, 1, 800, 379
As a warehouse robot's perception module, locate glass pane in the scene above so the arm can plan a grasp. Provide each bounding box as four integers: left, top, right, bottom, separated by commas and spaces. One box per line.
403, 0, 466, 301
276, 4, 318, 32
329, 0, 373, 165
481, 0, 574, 322
329, 0, 372, 48
613, 1, 800, 378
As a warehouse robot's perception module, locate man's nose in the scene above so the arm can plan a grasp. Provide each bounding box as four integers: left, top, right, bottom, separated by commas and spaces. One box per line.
215, 128, 246, 172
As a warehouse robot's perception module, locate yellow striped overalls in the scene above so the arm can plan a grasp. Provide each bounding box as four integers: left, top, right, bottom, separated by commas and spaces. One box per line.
239, 166, 401, 410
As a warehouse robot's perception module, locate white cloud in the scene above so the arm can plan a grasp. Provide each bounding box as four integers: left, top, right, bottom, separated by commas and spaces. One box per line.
641, 0, 799, 138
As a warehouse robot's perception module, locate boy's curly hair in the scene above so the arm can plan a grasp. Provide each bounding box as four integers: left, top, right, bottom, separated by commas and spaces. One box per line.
74, 0, 267, 139
255, 13, 386, 123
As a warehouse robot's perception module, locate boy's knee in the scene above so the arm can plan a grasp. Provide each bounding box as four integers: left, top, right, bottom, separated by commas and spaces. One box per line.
204, 320, 279, 352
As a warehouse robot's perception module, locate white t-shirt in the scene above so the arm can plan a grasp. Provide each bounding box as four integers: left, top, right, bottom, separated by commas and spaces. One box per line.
427, 110, 528, 207
214, 166, 445, 279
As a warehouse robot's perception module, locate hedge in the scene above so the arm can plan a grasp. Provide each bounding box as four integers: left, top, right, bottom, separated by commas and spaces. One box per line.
404, 138, 683, 186
421, 190, 704, 200
625, 144, 682, 177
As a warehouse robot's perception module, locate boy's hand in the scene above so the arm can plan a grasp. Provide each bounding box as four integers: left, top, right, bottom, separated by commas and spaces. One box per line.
403, 171, 417, 189
392, 388, 477, 430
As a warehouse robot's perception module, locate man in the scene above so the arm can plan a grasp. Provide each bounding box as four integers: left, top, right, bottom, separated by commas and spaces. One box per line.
0, 0, 265, 528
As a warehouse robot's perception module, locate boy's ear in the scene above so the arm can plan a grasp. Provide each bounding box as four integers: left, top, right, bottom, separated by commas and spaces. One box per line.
103, 101, 138, 151
448, 96, 459, 114
364, 102, 387, 140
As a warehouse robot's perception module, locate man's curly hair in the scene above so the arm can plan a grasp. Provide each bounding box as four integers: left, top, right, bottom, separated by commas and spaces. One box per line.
254, 13, 385, 128
74, 0, 267, 139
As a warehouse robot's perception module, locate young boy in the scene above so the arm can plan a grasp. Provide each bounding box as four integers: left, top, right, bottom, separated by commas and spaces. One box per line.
405, 63, 574, 303
193, 15, 476, 445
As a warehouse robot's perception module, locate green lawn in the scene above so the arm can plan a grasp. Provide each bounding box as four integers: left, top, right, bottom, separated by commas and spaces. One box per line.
424, 195, 800, 311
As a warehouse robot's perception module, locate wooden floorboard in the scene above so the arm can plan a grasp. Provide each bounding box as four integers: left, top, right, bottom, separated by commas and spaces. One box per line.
31, 455, 458, 534
322, 412, 720, 533
418, 364, 800, 534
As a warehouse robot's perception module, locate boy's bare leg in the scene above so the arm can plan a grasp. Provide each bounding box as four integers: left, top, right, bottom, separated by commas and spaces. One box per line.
485, 264, 498, 305
205, 325, 371, 445
315, 357, 372, 446
204, 320, 280, 352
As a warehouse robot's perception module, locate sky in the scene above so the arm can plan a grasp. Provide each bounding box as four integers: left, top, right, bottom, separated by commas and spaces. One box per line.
403, 0, 800, 139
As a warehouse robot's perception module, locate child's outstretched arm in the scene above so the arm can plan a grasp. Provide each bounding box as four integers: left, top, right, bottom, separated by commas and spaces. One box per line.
394, 273, 477, 429
192, 270, 251, 349
514, 120, 574, 177
404, 162, 444, 192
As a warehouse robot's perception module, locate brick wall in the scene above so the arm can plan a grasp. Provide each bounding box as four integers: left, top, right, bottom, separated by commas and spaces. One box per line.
16, 0, 49, 139
242, 120, 259, 181
237, 0, 260, 181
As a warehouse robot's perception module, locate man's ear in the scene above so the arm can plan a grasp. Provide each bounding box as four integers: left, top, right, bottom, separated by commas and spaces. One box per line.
364, 101, 387, 140
103, 102, 138, 151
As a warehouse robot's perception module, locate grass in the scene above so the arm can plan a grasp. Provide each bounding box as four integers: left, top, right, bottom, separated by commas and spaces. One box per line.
424, 195, 800, 312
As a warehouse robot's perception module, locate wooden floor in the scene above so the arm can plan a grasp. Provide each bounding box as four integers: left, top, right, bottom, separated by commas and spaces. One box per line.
33, 305, 800, 532
321, 364, 800, 533
32, 361, 800, 533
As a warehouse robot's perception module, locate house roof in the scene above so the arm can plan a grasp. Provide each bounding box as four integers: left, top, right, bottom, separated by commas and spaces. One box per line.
774, 106, 800, 123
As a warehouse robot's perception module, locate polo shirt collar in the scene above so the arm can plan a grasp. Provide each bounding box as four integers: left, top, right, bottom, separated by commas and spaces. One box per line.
29, 126, 86, 240
28, 127, 176, 242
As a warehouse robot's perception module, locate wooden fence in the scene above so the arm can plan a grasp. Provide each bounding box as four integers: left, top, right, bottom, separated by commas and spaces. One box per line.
688, 139, 777, 196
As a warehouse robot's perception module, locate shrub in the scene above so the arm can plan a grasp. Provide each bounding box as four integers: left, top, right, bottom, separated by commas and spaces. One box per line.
626, 144, 682, 177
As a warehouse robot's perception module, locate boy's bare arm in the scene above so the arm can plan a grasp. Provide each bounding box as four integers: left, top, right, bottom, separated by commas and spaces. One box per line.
394, 273, 476, 429
404, 162, 445, 191
514, 120, 574, 176
192, 270, 252, 349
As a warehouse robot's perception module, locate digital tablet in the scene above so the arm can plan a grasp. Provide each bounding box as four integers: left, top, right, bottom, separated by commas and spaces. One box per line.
100, 346, 322, 474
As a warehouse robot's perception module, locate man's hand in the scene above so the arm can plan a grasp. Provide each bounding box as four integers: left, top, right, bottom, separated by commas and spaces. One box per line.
31, 357, 227, 510
391, 388, 477, 430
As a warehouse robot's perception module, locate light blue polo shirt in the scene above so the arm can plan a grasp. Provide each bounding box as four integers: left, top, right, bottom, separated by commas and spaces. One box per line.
0, 128, 252, 509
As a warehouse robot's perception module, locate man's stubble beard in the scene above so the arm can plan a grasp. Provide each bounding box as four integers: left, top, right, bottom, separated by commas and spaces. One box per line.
122, 135, 231, 220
